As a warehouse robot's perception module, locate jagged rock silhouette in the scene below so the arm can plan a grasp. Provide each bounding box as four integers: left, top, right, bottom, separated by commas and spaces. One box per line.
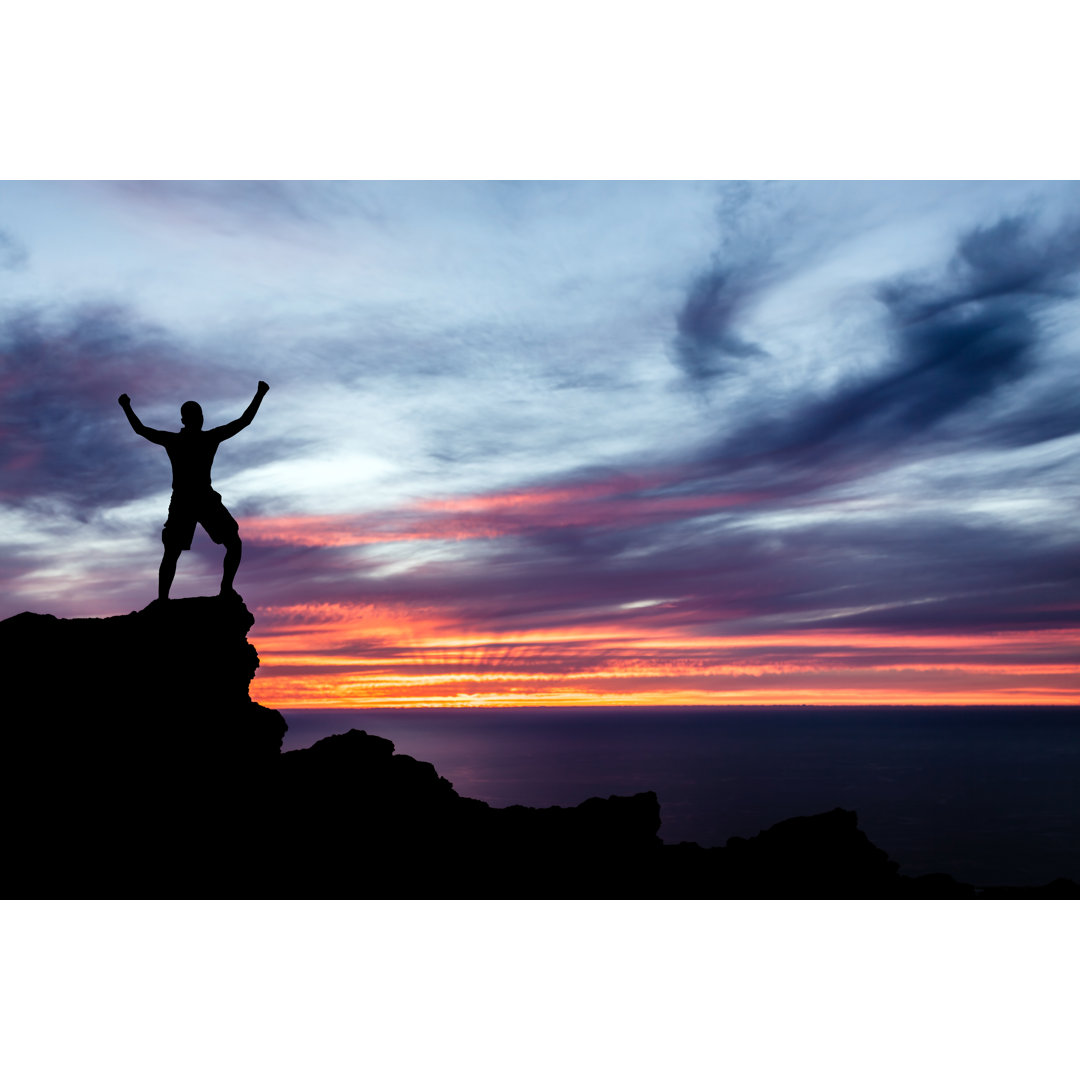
2, 601, 1076, 898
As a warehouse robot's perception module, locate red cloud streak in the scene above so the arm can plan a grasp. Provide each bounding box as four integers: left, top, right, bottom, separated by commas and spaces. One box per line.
241, 472, 764, 547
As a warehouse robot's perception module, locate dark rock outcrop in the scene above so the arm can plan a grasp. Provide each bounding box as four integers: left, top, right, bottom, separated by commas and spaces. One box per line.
3, 598, 286, 888
655, 808, 903, 899
4, 598, 285, 765
2, 601, 1076, 899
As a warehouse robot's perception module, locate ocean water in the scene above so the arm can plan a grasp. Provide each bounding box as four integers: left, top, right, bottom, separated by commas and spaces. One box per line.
278, 706, 1080, 887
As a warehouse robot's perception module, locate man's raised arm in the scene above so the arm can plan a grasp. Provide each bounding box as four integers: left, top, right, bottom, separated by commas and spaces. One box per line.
214, 381, 270, 441
118, 394, 168, 444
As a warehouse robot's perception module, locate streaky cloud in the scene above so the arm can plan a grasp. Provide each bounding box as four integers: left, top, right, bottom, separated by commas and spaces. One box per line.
107, 180, 378, 235
673, 264, 770, 380
696, 212, 1080, 483
669, 183, 786, 381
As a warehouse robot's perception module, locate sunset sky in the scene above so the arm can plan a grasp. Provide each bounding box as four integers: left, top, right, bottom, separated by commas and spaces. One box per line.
2, 180, 1078, 707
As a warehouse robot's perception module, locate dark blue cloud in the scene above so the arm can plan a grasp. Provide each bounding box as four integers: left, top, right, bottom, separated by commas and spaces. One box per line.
672, 265, 769, 380
670, 184, 786, 381
698, 213, 1080, 480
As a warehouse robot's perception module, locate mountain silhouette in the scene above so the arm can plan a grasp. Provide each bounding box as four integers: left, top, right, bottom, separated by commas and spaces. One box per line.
3, 599, 1076, 898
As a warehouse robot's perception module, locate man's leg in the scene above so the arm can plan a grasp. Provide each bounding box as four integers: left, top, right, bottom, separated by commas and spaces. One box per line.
203, 493, 242, 596
221, 536, 242, 596
159, 545, 181, 601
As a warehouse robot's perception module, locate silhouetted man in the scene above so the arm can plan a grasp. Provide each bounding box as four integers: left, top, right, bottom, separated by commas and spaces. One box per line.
119, 382, 269, 601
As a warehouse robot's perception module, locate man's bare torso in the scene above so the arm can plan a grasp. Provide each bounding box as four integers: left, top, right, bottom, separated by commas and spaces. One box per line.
162, 429, 227, 492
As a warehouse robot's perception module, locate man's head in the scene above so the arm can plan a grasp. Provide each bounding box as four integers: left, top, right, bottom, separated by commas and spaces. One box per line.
180, 401, 204, 430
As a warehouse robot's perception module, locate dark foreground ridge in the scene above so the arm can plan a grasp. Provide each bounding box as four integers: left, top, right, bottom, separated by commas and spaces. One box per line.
3, 600, 1076, 899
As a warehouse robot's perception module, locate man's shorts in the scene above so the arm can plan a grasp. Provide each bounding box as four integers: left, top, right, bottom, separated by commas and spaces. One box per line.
162, 488, 239, 551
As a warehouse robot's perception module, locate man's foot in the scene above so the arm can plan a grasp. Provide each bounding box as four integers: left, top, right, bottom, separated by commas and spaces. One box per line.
219, 586, 241, 601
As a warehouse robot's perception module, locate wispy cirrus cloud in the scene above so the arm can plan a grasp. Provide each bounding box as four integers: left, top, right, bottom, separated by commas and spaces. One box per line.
105, 180, 369, 234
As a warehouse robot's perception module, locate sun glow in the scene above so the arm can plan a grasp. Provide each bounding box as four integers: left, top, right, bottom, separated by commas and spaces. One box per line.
248, 601, 1080, 709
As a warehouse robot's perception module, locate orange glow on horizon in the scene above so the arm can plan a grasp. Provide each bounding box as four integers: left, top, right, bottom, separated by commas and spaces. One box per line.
247, 600, 1080, 710
251, 679, 1079, 710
